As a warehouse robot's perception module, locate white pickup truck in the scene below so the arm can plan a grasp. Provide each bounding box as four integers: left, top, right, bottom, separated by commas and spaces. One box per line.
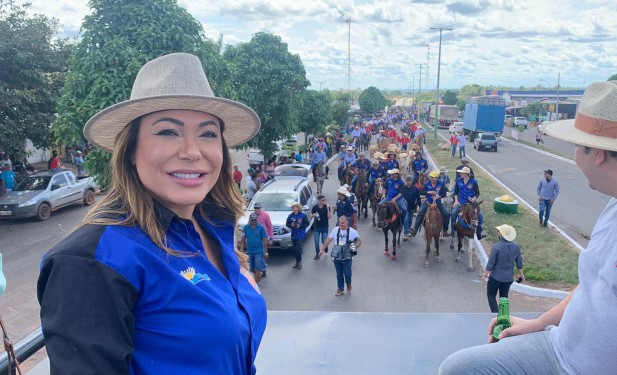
0, 170, 98, 221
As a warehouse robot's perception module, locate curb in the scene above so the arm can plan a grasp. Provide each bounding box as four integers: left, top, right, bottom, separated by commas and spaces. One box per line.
421, 124, 572, 300
500, 135, 575, 165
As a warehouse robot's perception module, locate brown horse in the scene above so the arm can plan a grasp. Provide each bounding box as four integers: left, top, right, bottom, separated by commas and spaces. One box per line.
344, 166, 356, 187
377, 201, 402, 260
355, 171, 369, 219
371, 178, 385, 227
423, 203, 443, 267
450, 201, 483, 271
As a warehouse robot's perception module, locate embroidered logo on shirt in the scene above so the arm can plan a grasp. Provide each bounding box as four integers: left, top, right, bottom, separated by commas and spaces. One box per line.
180, 267, 211, 285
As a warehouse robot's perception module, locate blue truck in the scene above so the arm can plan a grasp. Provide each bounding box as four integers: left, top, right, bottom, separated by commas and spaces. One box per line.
463, 95, 507, 142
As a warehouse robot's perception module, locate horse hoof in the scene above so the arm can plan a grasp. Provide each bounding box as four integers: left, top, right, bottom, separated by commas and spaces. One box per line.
391, 254, 397, 261
467, 267, 473, 272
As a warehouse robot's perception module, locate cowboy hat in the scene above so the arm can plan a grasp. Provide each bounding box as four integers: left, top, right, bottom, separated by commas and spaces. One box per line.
439, 166, 448, 173
545, 80, 617, 151
371, 160, 379, 165
388, 168, 400, 174
347, 146, 354, 151
336, 186, 351, 197
379, 154, 388, 161
495, 224, 516, 241
457, 166, 471, 174
289, 201, 303, 209
373, 151, 383, 159
83, 53, 260, 152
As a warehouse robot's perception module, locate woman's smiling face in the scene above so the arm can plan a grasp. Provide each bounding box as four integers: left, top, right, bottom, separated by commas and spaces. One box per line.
134, 109, 223, 218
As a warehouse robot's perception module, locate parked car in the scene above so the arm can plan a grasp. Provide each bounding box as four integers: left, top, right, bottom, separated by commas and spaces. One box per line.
273, 164, 312, 180
285, 135, 297, 147
514, 116, 529, 128
473, 132, 498, 152
237, 178, 317, 250
0, 171, 98, 221
504, 115, 513, 124
449, 121, 464, 134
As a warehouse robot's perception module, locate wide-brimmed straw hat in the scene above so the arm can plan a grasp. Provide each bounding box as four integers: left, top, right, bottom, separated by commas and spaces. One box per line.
495, 224, 517, 241
457, 166, 471, 174
388, 168, 400, 174
439, 166, 448, 173
336, 186, 351, 197
290, 201, 303, 209
83, 53, 261, 152
545, 80, 617, 152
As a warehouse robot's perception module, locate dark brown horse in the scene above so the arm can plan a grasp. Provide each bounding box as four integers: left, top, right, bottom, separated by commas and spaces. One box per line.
355, 171, 369, 219
450, 201, 483, 271
423, 203, 443, 267
343, 165, 356, 187
377, 201, 402, 260
371, 178, 385, 227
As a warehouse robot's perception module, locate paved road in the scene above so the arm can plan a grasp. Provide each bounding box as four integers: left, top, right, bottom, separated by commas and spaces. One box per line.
433, 126, 609, 247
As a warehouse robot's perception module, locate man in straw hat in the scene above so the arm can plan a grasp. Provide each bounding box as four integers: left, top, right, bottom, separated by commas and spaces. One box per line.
440, 80, 617, 375
410, 171, 449, 238
333, 185, 355, 223
450, 165, 486, 239
37, 53, 266, 373
379, 169, 407, 223
482, 224, 524, 313
411, 151, 428, 185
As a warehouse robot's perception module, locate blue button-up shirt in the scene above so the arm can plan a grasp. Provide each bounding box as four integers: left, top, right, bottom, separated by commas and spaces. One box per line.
537, 178, 559, 201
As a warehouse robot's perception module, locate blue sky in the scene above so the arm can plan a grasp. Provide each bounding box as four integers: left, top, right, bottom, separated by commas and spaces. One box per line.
25, 0, 617, 91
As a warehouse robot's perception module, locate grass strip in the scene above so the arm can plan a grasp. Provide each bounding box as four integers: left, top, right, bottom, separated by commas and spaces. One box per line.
423, 135, 578, 287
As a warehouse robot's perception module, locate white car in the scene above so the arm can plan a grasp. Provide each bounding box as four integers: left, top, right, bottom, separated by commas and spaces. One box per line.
449, 121, 463, 134
514, 117, 529, 128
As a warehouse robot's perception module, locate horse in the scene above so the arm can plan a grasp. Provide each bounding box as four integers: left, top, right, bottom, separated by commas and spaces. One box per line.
450, 201, 483, 271
355, 171, 369, 219
423, 203, 444, 267
377, 201, 402, 260
314, 161, 326, 194
360, 132, 371, 152
371, 178, 385, 227
415, 171, 427, 191
415, 133, 425, 148
343, 166, 356, 187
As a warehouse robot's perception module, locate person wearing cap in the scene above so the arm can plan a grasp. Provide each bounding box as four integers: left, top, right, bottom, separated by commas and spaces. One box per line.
441, 80, 617, 375
411, 171, 449, 238
342, 145, 357, 172
399, 132, 411, 151
481, 224, 524, 313
245, 167, 255, 185
367, 159, 384, 197
350, 152, 371, 192
455, 158, 475, 179
242, 213, 268, 283
37, 53, 267, 374
253, 202, 273, 249
536, 169, 560, 228
286, 202, 309, 270
379, 169, 407, 222
456, 131, 467, 158
411, 151, 428, 185
401, 175, 422, 240
450, 166, 486, 238
74, 150, 86, 177
438, 166, 451, 190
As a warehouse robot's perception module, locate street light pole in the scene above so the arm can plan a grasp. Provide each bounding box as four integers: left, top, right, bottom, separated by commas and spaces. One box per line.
556, 72, 560, 121
415, 64, 425, 119
430, 27, 453, 140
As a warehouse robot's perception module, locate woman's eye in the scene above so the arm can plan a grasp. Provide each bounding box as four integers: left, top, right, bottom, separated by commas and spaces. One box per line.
200, 131, 218, 138
155, 129, 179, 136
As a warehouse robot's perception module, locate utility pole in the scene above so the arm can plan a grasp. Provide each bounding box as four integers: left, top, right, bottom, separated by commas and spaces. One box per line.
426, 42, 430, 89
415, 64, 426, 118
316, 81, 326, 91
346, 16, 351, 107
556, 72, 560, 121
430, 27, 453, 139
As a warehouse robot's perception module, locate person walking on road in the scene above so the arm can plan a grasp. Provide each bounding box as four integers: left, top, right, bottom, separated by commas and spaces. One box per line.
449, 132, 459, 157
287, 202, 309, 270
537, 169, 559, 227
312, 195, 332, 260
318, 216, 361, 297
535, 130, 544, 145
457, 132, 467, 158
481, 224, 524, 313
333, 186, 355, 223
242, 213, 268, 283
439, 79, 617, 375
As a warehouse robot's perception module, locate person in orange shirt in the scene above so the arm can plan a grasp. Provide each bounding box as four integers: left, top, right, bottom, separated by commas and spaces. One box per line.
400, 133, 411, 151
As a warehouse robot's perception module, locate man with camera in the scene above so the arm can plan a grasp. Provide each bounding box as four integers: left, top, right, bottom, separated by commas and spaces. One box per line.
318, 216, 361, 297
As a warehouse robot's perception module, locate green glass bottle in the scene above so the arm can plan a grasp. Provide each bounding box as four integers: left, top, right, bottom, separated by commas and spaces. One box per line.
492, 297, 511, 341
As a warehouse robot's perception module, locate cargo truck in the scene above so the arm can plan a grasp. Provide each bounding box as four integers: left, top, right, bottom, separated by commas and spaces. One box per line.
428, 104, 459, 128
462, 96, 507, 142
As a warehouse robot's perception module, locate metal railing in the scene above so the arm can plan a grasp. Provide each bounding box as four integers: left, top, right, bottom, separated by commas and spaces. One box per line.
0, 328, 45, 374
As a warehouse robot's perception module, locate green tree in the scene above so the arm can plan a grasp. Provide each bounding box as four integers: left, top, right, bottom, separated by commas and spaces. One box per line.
456, 99, 466, 111
297, 90, 332, 143
608, 74, 617, 81
442, 90, 458, 105
459, 84, 483, 100
331, 101, 350, 127
358, 86, 387, 114
0, 0, 71, 160
53, 0, 226, 188
224, 32, 309, 158
521, 102, 546, 118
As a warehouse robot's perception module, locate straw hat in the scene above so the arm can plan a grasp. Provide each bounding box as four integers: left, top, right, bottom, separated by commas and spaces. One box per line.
379, 154, 388, 161
388, 168, 400, 174
336, 186, 351, 197
290, 201, 303, 209
371, 160, 379, 165
439, 166, 448, 173
457, 166, 471, 174
347, 146, 354, 151
545, 80, 617, 151
373, 151, 383, 159
495, 224, 517, 241
83, 53, 260, 152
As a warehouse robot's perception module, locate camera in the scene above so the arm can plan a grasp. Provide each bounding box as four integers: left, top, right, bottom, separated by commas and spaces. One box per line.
516, 277, 523, 283
347, 240, 357, 256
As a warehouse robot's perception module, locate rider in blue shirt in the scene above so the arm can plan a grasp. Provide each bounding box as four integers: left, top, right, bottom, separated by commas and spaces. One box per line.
311, 144, 326, 182
367, 160, 383, 198
411, 171, 449, 237
450, 167, 486, 238
351, 152, 371, 192
385, 151, 400, 171
379, 169, 407, 223
411, 151, 428, 185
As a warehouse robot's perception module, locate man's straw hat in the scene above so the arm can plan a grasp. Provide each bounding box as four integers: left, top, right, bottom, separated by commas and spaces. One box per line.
83, 53, 260, 152
495, 224, 516, 241
545, 80, 617, 151
457, 166, 471, 174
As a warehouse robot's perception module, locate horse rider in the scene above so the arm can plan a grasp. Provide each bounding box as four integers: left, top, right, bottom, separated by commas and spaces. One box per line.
411, 151, 428, 185
310, 144, 327, 182
379, 169, 407, 225
437, 166, 451, 191
385, 151, 400, 172
402, 175, 422, 240
411, 171, 449, 238
399, 132, 411, 151
333, 186, 355, 225
455, 158, 475, 179
450, 166, 487, 239
367, 159, 383, 198
415, 126, 426, 143
336, 145, 347, 182
377, 129, 387, 140
342, 145, 357, 179
351, 152, 371, 192
351, 125, 361, 140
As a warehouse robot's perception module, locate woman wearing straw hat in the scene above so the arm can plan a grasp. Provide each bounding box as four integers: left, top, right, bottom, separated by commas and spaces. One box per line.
37, 53, 266, 374
482, 224, 524, 313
